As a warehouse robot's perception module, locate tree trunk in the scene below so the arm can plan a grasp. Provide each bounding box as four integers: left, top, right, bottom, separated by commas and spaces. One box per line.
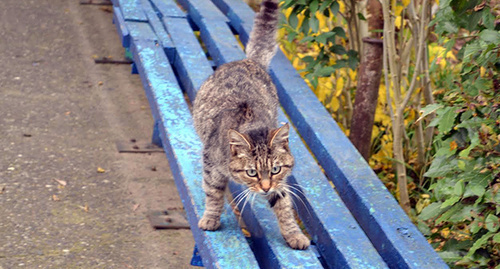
349, 0, 384, 161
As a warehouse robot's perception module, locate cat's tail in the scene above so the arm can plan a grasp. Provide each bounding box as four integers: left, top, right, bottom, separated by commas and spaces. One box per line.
245, 0, 280, 68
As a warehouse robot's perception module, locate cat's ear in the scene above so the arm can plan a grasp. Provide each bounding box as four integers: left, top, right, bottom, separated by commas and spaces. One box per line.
269, 123, 290, 147
228, 129, 252, 155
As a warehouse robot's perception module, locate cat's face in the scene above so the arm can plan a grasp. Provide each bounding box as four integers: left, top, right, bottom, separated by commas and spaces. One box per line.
228, 124, 294, 195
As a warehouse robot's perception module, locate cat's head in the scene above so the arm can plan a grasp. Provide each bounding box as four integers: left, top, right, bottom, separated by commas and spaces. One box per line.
228, 124, 294, 195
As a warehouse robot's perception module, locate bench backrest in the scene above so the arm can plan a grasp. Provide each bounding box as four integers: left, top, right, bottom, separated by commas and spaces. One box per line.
111, 0, 448, 268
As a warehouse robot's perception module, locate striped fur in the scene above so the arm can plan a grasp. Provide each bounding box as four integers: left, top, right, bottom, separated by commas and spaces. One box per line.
192, 0, 309, 250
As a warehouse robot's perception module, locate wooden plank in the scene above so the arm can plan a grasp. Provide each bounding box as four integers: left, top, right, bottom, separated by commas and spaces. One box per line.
117, 0, 148, 21
176, 0, 228, 23
269, 51, 448, 269
197, 20, 245, 66
149, 0, 186, 18
164, 14, 324, 267
230, 183, 323, 269
140, 0, 176, 60
112, 6, 130, 48
125, 21, 157, 42
210, 0, 254, 43
162, 17, 213, 101
129, 38, 260, 269
204, 0, 448, 267
185, 5, 388, 267
278, 111, 388, 269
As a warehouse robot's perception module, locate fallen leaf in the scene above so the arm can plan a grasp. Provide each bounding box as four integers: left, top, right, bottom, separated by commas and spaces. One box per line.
0, 185, 5, 194
97, 167, 106, 173
80, 204, 89, 212
132, 203, 140, 211
53, 178, 67, 186
98, 81, 104, 86
52, 194, 60, 201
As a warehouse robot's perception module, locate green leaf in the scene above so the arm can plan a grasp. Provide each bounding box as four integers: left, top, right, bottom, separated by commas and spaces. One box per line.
288, 12, 299, 29
441, 196, 460, 208
482, 8, 495, 29
437, 107, 458, 134
310, 0, 319, 14
309, 17, 319, 33
479, 29, 500, 44
417, 104, 442, 123
454, 180, 465, 196
330, 1, 339, 15
332, 26, 346, 38
315, 32, 336, 44
301, 56, 315, 63
465, 232, 494, 259
419, 202, 446, 220
436, 203, 461, 223
316, 66, 336, 77
463, 41, 482, 61
485, 214, 500, 232
493, 233, 500, 243
319, 0, 333, 12
438, 251, 463, 263
458, 132, 479, 157
357, 12, 366, 21
329, 44, 347, 55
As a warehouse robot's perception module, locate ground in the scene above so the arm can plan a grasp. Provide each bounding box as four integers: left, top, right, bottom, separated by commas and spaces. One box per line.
0, 0, 196, 268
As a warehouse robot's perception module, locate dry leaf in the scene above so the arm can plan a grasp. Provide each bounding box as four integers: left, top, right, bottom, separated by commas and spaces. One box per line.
53, 178, 67, 186
52, 194, 60, 201
0, 185, 5, 194
98, 81, 104, 86
80, 204, 89, 212
97, 167, 106, 173
132, 204, 140, 211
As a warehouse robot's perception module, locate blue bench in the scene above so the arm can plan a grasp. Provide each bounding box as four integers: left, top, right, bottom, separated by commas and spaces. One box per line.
111, 0, 448, 268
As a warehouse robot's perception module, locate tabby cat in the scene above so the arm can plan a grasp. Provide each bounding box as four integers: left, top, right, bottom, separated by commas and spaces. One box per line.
192, 0, 310, 250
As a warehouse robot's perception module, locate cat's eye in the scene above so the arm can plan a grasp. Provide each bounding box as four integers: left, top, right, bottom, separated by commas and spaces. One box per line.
271, 166, 281, 175
246, 169, 257, 177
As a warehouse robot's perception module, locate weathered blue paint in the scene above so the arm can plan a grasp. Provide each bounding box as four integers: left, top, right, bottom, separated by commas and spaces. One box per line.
177, 0, 229, 23
149, 0, 186, 18
140, 0, 176, 60
230, 183, 323, 269
130, 39, 260, 269
269, 52, 448, 268
196, 20, 245, 66
191, 244, 204, 267
162, 17, 213, 101
152, 120, 162, 147
209, 1, 447, 267
125, 21, 157, 43
112, 0, 448, 268
118, 0, 148, 22
112, 6, 130, 48
209, 0, 254, 44
111, 0, 119, 7
279, 111, 388, 269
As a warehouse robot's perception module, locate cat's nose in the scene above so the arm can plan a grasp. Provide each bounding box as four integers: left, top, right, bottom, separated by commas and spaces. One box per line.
261, 180, 271, 193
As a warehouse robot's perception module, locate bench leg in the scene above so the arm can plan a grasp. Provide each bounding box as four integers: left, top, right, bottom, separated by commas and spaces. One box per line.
190, 244, 204, 267
152, 120, 163, 147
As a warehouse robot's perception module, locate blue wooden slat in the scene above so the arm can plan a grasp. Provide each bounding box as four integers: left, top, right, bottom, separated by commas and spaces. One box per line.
129, 39, 260, 269
140, 0, 176, 60
269, 51, 448, 269
279, 111, 388, 269
149, 0, 186, 18
125, 21, 157, 42
183, 4, 389, 267
197, 20, 245, 66
118, 0, 148, 21
230, 182, 324, 269
211, 0, 447, 267
112, 6, 130, 48
162, 17, 213, 101
210, 0, 254, 43
177, 0, 229, 23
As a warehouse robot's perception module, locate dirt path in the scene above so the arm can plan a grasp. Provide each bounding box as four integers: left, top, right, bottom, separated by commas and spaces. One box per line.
0, 1, 195, 268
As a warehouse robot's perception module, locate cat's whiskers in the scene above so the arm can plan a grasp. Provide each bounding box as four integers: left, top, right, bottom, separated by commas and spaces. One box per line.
279, 183, 312, 217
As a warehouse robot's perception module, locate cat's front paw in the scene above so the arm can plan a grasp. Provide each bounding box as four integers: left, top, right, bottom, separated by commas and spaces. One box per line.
284, 232, 310, 250
198, 216, 221, 231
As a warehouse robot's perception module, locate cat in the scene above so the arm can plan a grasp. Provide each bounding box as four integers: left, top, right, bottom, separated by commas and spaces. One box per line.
192, 0, 310, 250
